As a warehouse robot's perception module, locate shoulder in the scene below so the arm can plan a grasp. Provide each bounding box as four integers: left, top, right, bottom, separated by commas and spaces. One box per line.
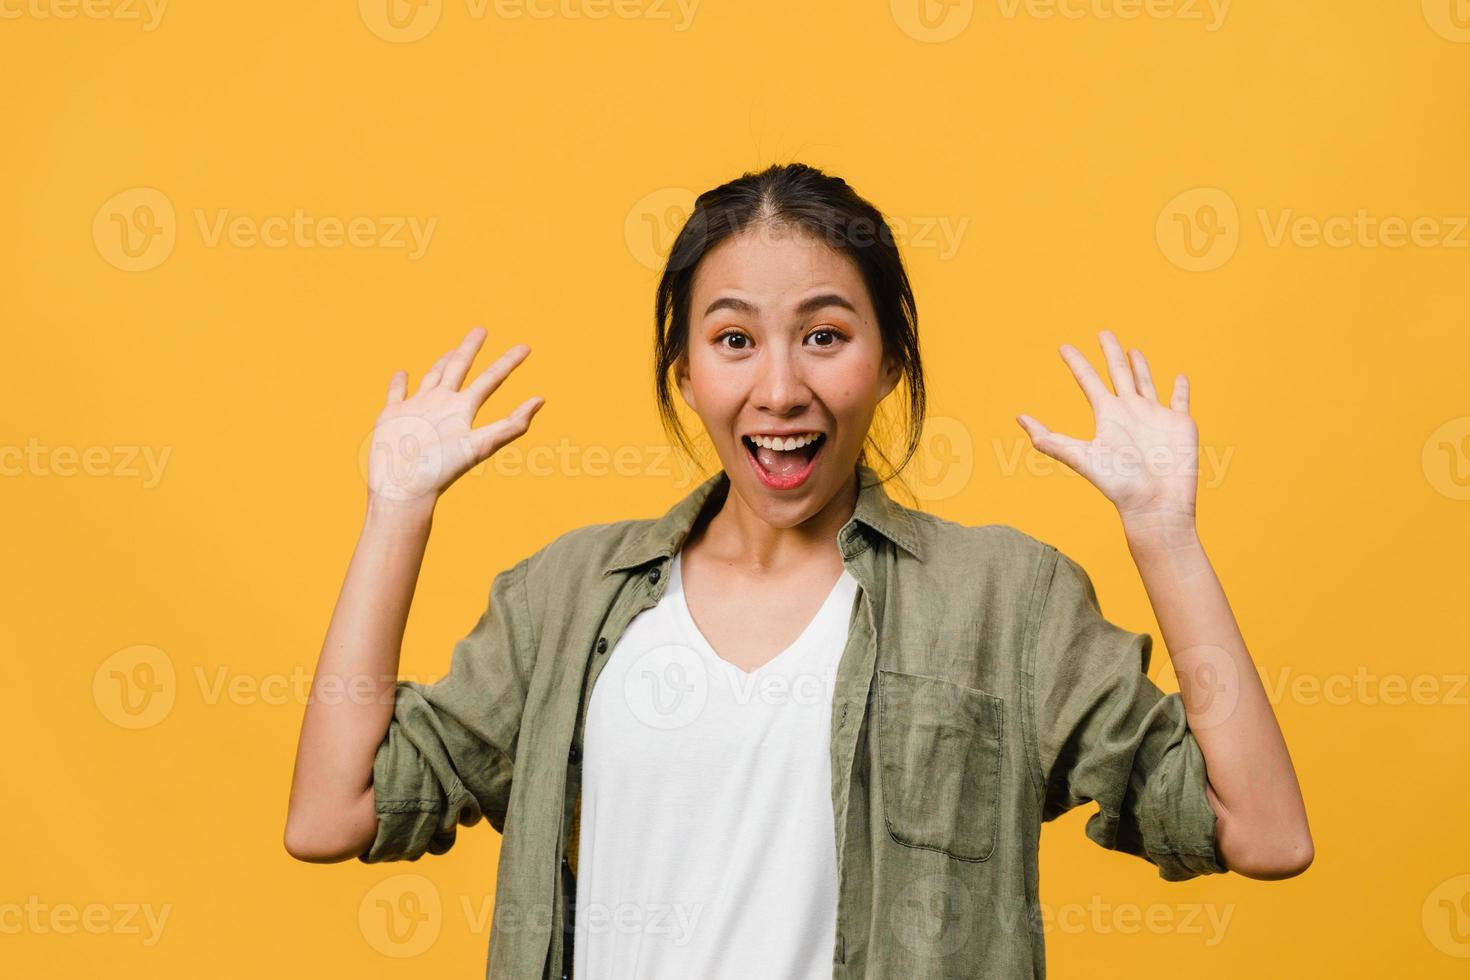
904, 508, 1065, 582
514, 517, 658, 587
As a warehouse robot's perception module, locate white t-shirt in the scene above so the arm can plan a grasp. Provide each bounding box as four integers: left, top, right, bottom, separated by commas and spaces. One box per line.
573, 550, 860, 979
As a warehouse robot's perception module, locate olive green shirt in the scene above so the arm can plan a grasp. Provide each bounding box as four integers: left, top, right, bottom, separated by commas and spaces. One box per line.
359, 463, 1225, 978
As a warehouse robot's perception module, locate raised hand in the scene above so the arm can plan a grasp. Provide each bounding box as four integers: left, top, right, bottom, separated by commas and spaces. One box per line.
366, 326, 544, 506
1016, 329, 1198, 527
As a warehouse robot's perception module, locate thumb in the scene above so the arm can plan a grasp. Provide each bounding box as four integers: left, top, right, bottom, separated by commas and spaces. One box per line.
1016, 415, 1089, 475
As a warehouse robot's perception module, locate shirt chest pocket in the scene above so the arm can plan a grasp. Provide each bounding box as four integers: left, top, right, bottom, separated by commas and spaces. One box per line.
877, 667, 1004, 862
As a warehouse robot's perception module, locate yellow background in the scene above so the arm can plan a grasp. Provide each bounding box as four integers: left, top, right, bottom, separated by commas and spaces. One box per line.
4, 0, 1468, 976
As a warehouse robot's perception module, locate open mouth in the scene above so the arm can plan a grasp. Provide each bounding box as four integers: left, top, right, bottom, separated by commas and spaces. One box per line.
741, 432, 826, 490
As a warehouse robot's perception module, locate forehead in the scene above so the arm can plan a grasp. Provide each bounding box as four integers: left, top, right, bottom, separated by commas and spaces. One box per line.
690, 223, 870, 312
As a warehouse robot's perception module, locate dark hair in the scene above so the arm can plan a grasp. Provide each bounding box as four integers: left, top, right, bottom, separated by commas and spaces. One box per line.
653, 162, 927, 496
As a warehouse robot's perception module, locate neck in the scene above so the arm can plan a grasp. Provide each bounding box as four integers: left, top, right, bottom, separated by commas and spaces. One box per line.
690, 464, 859, 574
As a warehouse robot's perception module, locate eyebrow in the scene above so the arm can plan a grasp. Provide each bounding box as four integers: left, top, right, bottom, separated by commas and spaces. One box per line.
702, 292, 858, 320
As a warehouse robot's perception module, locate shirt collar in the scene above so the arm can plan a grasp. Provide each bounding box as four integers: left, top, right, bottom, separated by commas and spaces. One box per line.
601, 462, 927, 576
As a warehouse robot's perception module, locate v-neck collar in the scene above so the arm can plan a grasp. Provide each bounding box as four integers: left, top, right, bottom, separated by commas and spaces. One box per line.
669, 550, 856, 677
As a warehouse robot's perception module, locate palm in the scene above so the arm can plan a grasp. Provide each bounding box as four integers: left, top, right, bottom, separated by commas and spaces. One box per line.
366, 327, 544, 504
1018, 330, 1199, 524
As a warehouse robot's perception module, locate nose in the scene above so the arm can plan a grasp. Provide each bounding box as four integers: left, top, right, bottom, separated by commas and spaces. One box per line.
750, 344, 811, 416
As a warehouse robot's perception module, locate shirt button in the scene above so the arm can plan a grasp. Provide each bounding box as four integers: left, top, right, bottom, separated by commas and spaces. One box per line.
595, 637, 607, 654
648, 567, 661, 584
568, 742, 582, 764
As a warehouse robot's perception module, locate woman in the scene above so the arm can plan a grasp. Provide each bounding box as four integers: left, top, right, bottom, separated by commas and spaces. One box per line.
284, 163, 1313, 979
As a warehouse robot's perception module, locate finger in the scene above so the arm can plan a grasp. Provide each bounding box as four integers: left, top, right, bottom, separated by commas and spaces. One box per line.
1127, 348, 1158, 402
1058, 344, 1111, 409
1170, 373, 1190, 413
440, 326, 489, 392
416, 353, 450, 395
1097, 329, 1137, 397
1016, 414, 1089, 474
469, 396, 544, 461
385, 370, 407, 406
463, 343, 532, 411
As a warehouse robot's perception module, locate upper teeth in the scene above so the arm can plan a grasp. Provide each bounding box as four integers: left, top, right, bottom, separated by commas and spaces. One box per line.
747, 433, 822, 451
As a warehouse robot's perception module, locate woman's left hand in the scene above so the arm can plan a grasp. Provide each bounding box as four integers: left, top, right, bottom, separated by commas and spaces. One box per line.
1017, 329, 1199, 528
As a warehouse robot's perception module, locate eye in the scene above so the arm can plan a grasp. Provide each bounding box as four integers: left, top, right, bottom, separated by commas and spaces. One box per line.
715, 329, 751, 350
807, 328, 845, 348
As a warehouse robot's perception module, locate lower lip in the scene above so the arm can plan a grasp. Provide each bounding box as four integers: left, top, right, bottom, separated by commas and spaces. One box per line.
743, 436, 825, 491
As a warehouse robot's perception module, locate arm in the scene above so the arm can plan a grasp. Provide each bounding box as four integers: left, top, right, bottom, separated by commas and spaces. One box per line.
1018, 328, 1313, 880
283, 326, 543, 862
282, 497, 434, 863
1121, 514, 1311, 879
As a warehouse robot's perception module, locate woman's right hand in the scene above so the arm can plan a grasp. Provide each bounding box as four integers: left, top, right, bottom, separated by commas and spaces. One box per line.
366, 326, 544, 506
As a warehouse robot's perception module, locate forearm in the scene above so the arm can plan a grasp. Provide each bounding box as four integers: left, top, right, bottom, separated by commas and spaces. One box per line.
1121, 516, 1313, 878
284, 494, 436, 859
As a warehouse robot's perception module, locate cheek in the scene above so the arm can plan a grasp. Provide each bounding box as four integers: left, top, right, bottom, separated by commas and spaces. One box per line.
823, 360, 882, 407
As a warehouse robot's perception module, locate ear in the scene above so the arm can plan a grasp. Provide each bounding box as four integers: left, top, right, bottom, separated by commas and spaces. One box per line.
675, 353, 696, 411
878, 353, 902, 401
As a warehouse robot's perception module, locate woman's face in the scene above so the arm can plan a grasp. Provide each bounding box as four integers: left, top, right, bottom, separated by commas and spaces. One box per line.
677, 221, 901, 528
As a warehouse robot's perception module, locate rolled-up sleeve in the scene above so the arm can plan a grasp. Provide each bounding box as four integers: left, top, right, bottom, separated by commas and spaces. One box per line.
1023, 546, 1226, 881
358, 556, 536, 863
